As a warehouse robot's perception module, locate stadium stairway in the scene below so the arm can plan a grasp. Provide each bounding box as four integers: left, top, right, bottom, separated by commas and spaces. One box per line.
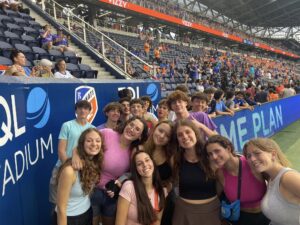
22, 1, 115, 80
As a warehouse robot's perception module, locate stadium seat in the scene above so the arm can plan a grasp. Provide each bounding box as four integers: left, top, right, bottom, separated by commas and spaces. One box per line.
28, 20, 42, 30
4, 31, 22, 45
32, 46, 50, 60
78, 64, 98, 78
0, 14, 14, 25
48, 49, 64, 62
21, 35, 39, 47
13, 17, 28, 27
14, 44, 34, 61
0, 21, 5, 33
64, 51, 79, 64
0, 30, 6, 42
66, 63, 81, 78
3, 9, 19, 18
18, 12, 33, 21
23, 26, 39, 38
5, 23, 23, 36
0, 41, 13, 58
25, 60, 33, 68
0, 56, 12, 66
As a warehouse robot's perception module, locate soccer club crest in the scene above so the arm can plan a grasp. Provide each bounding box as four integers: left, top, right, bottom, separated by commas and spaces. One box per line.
75, 86, 98, 123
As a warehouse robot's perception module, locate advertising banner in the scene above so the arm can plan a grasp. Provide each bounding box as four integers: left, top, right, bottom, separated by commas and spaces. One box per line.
0, 79, 160, 225
213, 95, 300, 151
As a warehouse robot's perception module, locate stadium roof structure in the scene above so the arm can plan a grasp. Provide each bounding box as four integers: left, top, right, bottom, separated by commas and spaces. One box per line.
176, 0, 300, 41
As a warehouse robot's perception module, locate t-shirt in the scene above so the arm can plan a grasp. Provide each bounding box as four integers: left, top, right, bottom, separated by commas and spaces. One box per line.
215, 101, 227, 112
97, 129, 131, 189
56, 119, 94, 167
188, 111, 217, 131
54, 70, 74, 79
119, 181, 162, 225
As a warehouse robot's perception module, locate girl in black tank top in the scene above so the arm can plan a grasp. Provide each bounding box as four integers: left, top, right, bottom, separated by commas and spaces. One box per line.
172, 119, 220, 225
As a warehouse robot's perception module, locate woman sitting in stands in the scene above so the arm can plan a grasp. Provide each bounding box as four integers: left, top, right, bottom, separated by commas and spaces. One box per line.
172, 119, 221, 225
53, 128, 104, 225
4, 50, 36, 77
115, 151, 166, 225
243, 138, 300, 225
54, 59, 75, 79
204, 135, 269, 225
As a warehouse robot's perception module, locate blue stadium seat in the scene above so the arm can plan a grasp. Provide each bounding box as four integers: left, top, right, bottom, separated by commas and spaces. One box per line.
64, 51, 79, 64
32, 46, 50, 60
28, 20, 42, 30
0, 41, 13, 58
0, 56, 12, 66
66, 63, 81, 78
5, 23, 23, 36
21, 35, 39, 47
4, 31, 22, 45
78, 64, 98, 78
18, 12, 33, 21
13, 17, 28, 27
48, 49, 64, 62
0, 30, 6, 42
23, 26, 39, 38
0, 14, 14, 25
14, 44, 34, 61
3, 9, 19, 18
0, 21, 5, 33
25, 60, 33, 68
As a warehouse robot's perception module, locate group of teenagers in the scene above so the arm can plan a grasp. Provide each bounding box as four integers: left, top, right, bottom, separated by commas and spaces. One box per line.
49, 88, 300, 225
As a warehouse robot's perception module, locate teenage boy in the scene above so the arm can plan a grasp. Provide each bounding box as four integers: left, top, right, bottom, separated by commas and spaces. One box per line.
119, 97, 131, 122
191, 92, 210, 113
214, 90, 234, 116
167, 90, 217, 138
49, 100, 94, 205
97, 102, 122, 130
157, 98, 170, 121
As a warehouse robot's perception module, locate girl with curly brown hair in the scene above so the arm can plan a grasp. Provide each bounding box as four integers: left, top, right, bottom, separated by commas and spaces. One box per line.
53, 128, 104, 225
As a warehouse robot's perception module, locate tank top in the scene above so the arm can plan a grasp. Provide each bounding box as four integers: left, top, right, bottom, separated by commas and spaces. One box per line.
222, 155, 266, 208
63, 171, 91, 216
157, 161, 172, 182
179, 159, 216, 200
261, 167, 300, 225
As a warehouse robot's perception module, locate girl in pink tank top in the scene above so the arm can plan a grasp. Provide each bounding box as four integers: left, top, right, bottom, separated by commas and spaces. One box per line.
204, 135, 270, 225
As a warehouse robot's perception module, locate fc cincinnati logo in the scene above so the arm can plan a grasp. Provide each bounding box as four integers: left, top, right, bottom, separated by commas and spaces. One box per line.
75, 86, 98, 123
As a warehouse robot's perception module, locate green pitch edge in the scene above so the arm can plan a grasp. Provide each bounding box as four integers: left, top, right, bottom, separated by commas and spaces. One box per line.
272, 119, 300, 171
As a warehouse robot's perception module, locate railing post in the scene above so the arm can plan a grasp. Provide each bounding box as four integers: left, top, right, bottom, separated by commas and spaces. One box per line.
124, 51, 127, 73
67, 10, 71, 31
53, 2, 57, 20
83, 22, 86, 43
41, 0, 45, 11
101, 34, 105, 58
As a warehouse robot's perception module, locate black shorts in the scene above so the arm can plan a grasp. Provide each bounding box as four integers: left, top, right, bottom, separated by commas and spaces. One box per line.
52, 207, 92, 225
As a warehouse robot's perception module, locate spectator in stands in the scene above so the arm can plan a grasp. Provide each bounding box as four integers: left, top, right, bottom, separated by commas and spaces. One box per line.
115, 55, 123, 67
144, 40, 150, 58
214, 90, 234, 116
34, 59, 54, 78
172, 119, 220, 225
53, 28, 73, 52
243, 138, 300, 225
225, 90, 239, 111
156, 99, 170, 121
119, 97, 131, 122
254, 86, 268, 103
0, 0, 21, 11
116, 151, 166, 225
4, 50, 35, 77
97, 102, 122, 130
40, 24, 58, 51
234, 91, 254, 110
53, 128, 103, 225
154, 47, 161, 64
49, 100, 94, 206
204, 88, 217, 118
54, 59, 75, 79
191, 92, 209, 114
195, 79, 204, 92
204, 135, 269, 225
245, 92, 261, 106
267, 88, 279, 102
166, 90, 217, 139
280, 84, 296, 98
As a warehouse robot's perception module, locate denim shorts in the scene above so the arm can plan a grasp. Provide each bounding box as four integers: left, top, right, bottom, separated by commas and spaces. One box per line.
91, 188, 117, 217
